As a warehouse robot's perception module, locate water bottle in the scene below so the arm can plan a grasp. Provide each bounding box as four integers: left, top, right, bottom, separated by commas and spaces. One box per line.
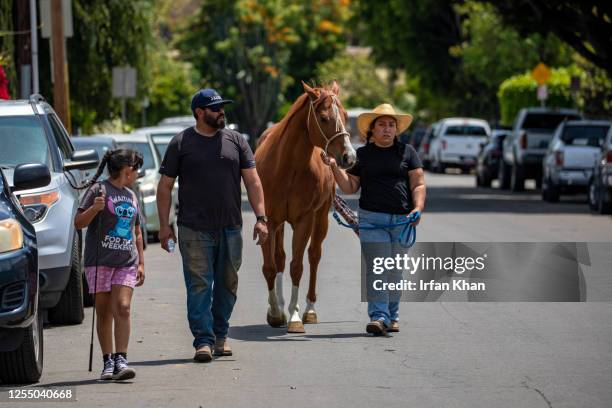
167, 239, 175, 253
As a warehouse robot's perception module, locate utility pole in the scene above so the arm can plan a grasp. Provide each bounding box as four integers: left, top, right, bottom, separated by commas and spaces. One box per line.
50, 0, 71, 132
30, 0, 39, 95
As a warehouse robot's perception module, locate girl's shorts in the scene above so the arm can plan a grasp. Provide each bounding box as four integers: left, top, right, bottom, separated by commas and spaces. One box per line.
84, 265, 138, 293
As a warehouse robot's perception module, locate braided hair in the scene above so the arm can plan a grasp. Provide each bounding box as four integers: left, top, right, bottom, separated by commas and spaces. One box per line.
79, 149, 144, 190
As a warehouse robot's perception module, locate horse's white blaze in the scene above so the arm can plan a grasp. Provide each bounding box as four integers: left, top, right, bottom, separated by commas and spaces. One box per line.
288, 285, 302, 323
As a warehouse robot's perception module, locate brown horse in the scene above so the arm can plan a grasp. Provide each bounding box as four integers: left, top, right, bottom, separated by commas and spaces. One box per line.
255, 82, 356, 333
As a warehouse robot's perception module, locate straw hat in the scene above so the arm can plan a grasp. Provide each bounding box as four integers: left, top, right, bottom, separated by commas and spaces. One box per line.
357, 104, 413, 137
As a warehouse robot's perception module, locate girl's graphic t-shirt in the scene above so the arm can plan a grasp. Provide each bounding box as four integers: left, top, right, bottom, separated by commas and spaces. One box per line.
79, 180, 141, 268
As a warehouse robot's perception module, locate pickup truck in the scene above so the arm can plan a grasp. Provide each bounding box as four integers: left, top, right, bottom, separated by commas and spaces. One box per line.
499, 107, 582, 191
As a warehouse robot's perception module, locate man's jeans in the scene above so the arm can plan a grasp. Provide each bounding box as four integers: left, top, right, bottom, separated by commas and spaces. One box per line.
178, 225, 243, 349
359, 208, 409, 327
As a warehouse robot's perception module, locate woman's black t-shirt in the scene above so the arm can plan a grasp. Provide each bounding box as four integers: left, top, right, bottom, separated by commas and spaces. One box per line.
347, 141, 423, 214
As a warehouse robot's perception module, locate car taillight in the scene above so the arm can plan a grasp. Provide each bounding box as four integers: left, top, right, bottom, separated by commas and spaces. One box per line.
607, 151, 612, 164
555, 151, 564, 167
424, 143, 430, 154
519, 131, 528, 149
18, 190, 60, 223
441, 140, 447, 150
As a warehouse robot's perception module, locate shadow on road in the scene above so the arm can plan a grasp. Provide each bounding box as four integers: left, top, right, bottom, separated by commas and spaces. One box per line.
229, 323, 367, 342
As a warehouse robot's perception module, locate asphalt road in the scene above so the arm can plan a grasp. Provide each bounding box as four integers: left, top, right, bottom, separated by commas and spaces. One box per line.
3, 172, 612, 407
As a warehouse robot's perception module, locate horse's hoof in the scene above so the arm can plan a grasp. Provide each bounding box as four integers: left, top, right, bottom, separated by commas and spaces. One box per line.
267, 312, 287, 328
287, 321, 306, 333
302, 311, 318, 324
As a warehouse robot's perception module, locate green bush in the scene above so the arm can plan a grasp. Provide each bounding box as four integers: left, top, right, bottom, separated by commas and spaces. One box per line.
497, 68, 576, 125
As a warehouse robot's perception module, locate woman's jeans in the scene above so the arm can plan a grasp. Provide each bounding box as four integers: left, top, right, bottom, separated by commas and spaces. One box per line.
359, 208, 409, 327
178, 225, 243, 349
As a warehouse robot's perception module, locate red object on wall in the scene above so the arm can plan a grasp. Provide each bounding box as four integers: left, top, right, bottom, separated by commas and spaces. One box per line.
0, 66, 10, 100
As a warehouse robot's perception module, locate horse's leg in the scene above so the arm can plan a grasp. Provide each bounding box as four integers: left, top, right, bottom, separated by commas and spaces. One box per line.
264, 223, 285, 327
303, 204, 330, 324
273, 225, 287, 326
287, 219, 312, 333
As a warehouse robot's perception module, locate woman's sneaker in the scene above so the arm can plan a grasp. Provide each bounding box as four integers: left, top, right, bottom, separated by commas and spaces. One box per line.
113, 354, 136, 380
100, 355, 114, 380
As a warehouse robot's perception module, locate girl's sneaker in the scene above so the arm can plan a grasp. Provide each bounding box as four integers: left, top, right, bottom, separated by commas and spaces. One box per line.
100, 357, 114, 380
113, 354, 136, 380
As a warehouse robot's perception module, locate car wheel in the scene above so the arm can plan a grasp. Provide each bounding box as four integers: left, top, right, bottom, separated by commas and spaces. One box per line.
0, 310, 44, 383
481, 172, 492, 188
48, 236, 84, 325
511, 164, 525, 192
542, 178, 559, 202
498, 160, 511, 189
588, 178, 598, 211
597, 183, 612, 215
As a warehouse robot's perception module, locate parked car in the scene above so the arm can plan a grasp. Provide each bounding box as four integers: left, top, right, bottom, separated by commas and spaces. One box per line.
133, 126, 187, 160
0, 164, 50, 383
157, 115, 195, 128
429, 118, 490, 173
588, 125, 612, 214
0, 95, 99, 325
500, 107, 582, 191
542, 120, 611, 202
114, 134, 177, 241
406, 127, 426, 151
476, 129, 509, 187
418, 122, 441, 170
345, 108, 370, 149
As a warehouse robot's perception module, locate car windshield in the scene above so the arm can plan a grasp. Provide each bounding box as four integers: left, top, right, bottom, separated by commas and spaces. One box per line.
561, 125, 609, 147
115, 142, 155, 170
151, 135, 174, 158
0, 116, 51, 168
523, 114, 581, 131
444, 125, 487, 136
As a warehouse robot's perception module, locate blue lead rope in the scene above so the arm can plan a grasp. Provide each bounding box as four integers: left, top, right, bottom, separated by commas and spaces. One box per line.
332, 210, 421, 248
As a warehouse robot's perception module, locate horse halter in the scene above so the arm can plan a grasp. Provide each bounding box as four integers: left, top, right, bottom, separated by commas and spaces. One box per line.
307, 94, 350, 153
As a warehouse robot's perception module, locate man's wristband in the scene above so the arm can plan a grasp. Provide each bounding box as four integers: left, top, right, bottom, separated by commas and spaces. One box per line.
256, 215, 268, 223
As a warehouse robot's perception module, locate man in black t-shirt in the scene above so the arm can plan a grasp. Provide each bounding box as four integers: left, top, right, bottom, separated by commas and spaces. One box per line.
156, 88, 268, 362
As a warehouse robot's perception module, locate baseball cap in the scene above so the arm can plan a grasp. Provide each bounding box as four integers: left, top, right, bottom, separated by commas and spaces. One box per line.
190, 88, 233, 112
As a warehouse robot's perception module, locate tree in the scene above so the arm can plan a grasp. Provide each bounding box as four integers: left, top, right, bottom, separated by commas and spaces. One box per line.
316, 50, 416, 113
482, 0, 612, 75
178, 0, 351, 141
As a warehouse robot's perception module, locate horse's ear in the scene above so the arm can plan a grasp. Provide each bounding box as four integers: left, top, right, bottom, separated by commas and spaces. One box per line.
330, 80, 340, 96
302, 81, 319, 101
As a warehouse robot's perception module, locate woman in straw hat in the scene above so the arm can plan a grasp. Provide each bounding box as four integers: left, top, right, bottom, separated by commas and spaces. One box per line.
323, 103, 426, 336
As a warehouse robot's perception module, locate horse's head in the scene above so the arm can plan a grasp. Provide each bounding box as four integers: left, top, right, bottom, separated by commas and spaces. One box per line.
303, 81, 356, 169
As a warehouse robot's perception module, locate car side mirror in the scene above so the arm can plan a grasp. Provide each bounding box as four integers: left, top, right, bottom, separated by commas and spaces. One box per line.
137, 167, 146, 179
64, 149, 99, 171
12, 163, 51, 191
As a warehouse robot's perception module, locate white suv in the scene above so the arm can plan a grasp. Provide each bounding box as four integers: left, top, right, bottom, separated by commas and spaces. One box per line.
0, 95, 99, 324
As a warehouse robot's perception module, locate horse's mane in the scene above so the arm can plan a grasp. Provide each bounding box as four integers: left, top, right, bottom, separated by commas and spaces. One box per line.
260, 85, 333, 148
261, 93, 309, 147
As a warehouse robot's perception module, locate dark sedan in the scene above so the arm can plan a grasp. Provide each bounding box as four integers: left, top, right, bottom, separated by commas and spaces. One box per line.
476, 130, 509, 187
0, 163, 51, 383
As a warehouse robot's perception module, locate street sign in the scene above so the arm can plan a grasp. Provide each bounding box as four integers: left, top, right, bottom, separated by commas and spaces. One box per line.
112, 67, 137, 98
532, 63, 551, 86
40, 0, 73, 38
